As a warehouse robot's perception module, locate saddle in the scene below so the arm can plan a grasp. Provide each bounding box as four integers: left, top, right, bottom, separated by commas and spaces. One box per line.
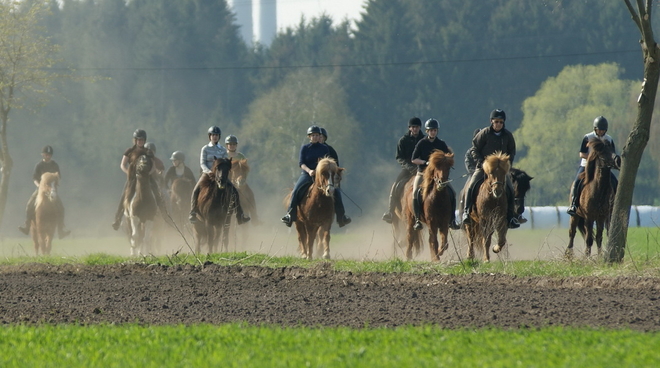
295, 180, 314, 204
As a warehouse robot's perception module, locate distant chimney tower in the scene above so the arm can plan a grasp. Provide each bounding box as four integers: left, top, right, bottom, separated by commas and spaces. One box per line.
227, 0, 253, 45
254, 0, 277, 46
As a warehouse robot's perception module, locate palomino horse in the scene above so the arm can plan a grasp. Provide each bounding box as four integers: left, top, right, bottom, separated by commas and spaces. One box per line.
566, 138, 617, 258
463, 152, 511, 262
285, 158, 343, 260
31, 172, 61, 255
169, 176, 194, 229
398, 150, 455, 261
124, 148, 158, 256
193, 157, 237, 254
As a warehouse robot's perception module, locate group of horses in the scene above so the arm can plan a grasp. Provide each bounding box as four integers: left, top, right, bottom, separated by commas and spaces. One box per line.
29, 138, 616, 260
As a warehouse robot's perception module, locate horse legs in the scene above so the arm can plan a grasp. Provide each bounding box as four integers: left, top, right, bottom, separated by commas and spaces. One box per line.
316, 227, 332, 260
295, 221, 307, 259
428, 224, 440, 262
303, 226, 315, 260
465, 224, 476, 260
405, 221, 417, 261
492, 225, 507, 255
566, 216, 578, 258
221, 215, 231, 253
595, 220, 604, 256
483, 231, 493, 262
585, 220, 595, 258
128, 216, 142, 256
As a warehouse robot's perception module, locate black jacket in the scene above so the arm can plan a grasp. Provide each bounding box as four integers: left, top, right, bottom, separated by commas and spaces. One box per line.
471, 126, 516, 165
396, 131, 425, 173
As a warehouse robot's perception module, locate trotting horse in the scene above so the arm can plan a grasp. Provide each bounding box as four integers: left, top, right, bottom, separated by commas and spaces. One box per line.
566, 138, 617, 258
31, 172, 61, 255
124, 148, 158, 256
284, 157, 343, 260
193, 157, 237, 254
399, 150, 455, 261
463, 152, 511, 262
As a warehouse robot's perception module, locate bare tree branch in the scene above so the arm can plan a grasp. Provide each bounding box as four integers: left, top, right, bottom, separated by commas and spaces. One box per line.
624, 0, 642, 32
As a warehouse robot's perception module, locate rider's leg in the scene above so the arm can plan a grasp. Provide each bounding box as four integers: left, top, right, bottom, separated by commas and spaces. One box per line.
19, 190, 38, 235
447, 185, 460, 230
506, 176, 520, 229
412, 172, 424, 230
334, 190, 351, 227
189, 176, 203, 223
567, 167, 585, 216
382, 169, 411, 223
462, 169, 484, 224
112, 180, 131, 230
55, 198, 70, 239
282, 173, 312, 226
231, 185, 251, 224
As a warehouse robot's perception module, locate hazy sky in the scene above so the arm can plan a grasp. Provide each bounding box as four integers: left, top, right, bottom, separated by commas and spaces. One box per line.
276, 0, 367, 31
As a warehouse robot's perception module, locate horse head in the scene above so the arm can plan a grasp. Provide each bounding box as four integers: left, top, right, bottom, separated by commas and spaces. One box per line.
482, 151, 510, 198
39, 172, 59, 202
230, 159, 249, 188
584, 138, 616, 185
135, 154, 153, 178
423, 150, 454, 194
315, 157, 342, 197
510, 168, 533, 216
211, 157, 232, 190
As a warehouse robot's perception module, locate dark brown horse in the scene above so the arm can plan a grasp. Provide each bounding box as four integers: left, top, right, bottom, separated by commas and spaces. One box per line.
169, 176, 194, 228
284, 158, 343, 260
31, 172, 61, 255
399, 150, 455, 261
193, 157, 237, 254
463, 152, 511, 262
123, 148, 157, 256
510, 167, 533, 221
567, 138, 617, 258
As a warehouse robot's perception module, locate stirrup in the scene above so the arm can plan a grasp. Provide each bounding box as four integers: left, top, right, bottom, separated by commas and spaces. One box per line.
189, 213, 198, 224
18, 225, 30, 235
237, 215, 251, 225
449, 220, 461, 230
281, 214, 293, 227
413, 220, 423, 230
461, 211, 472, 225
338, 215, 351, 228
381, 212, 393, 224
508, 217, 520, 229
566, 206, 577, 216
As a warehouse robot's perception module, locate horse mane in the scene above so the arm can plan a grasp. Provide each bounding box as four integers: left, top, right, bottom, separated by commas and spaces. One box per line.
35, 172, 59, 208
583, 138, 609, 185
422, 150, 454, 195
315, 157, 338, 181
510, 167, 533, 195
482, 151, 510, 176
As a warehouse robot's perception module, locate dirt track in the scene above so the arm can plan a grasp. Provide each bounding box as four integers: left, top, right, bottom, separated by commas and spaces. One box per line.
0, 263, 658, 330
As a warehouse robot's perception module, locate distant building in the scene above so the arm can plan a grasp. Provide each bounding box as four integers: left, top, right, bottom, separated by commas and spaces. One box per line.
227, 0, 277, 46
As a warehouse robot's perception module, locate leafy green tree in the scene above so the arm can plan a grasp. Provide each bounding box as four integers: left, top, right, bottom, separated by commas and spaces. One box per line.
239, 69, 358, 194
0, 0, 64, 228
515, 63, 636, 206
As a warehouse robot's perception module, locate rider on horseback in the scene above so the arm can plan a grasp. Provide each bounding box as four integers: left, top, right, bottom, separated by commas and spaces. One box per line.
281, 125, 351, 228
410, 119, 460, 231
189, 126, 250, 225
19, 145, 70, 238
461, 109, 520, 229
319, 127, 351, 227
224, 135, 246, 160
164, 151, 196, 190
382, 117, 425, 224
112, 129, 166, 231
567, 116, 619, 216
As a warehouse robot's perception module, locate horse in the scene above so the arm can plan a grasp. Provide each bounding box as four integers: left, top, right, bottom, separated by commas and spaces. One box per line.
123, 147, 158, 256
193, 157, 237, 254
284, 157, 343, 260
169, 176, 194, 229
227, 159, 258, 249
510, 167, 534, 221
566, 138, 617, 258
463, 152, 511, 262
31, 172, 61, 255
398, 150, 455, 261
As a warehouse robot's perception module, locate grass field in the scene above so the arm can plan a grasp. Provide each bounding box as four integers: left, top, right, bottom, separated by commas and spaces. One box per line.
1, 324, 658, 368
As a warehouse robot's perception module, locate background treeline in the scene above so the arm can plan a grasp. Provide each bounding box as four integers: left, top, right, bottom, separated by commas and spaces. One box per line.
3, 0, 659, 235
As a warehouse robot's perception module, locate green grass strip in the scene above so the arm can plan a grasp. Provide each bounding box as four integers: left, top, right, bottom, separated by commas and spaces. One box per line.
0, 324, 658, 367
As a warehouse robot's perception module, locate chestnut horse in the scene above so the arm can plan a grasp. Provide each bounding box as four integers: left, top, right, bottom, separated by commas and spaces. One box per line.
169, 176, 194, 229
463, 152, 511, 262
31, 172, 61, 255
566, 138, 617, 258
227, 159, 258, 249
284, 158, 343, 260
193, 157, 237, 254
398, 150, 455, 261
123, 148, 158, 256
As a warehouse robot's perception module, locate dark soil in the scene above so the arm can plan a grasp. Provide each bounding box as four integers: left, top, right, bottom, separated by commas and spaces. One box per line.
1, 263, 659, 330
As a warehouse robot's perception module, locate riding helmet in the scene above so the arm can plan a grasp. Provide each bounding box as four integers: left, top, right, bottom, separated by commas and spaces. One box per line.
208, 126, 222, 136
408, 117, 422, 127
42, 145, 53, 155
145, 142, 156, 153
133, 129, 147, 140
593, 116, 608, 131
170, 151, 185, 162
307, 125, 322, 135
424, 118, 439, 130
319, 128, 328, 139
490, 109, 506, 121
225, 135, 238, 144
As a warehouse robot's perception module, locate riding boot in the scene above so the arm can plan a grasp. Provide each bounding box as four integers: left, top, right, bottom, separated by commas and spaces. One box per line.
19, 191, 37, 235
382, 182, 397, 223
189, 184, 201, 223
150, 177, 166, 214
334, 190, 351, 228
233, 187, 251, 225
462, 184, 474, 225
112, 182, 129, 230
18, 217, 31, 235
412, 192, 423, 230
506, 186, 520, 229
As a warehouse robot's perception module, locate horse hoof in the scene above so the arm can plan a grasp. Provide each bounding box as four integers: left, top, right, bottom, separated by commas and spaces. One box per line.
493, 245, 501, 253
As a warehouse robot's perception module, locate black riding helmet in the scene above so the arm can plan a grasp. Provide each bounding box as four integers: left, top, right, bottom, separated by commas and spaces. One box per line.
208, 126, 221, 137
307, 125, 322, 135
133, 129, 147, 140
424, 118, 439, 130
42, 145, 53, 155
593, 116, 608, 131
408, 117, 422, 127
490, 109, 506, 121
319, 128, 328, 140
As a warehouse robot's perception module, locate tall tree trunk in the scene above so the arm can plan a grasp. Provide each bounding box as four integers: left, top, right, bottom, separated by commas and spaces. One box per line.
0, 111, 12, 230
607, 1, 660, 262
